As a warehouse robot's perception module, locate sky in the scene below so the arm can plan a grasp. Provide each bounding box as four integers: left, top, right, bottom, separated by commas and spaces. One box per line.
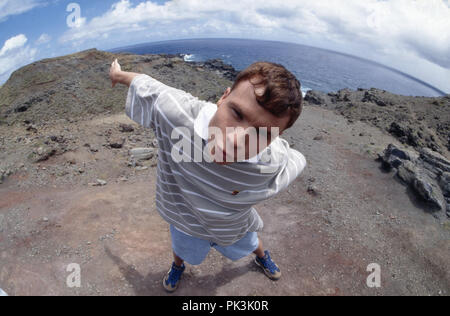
0, 0, 449, 93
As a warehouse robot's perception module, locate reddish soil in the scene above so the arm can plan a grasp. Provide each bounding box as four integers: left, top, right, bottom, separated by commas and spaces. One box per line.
0, 106, 449, 296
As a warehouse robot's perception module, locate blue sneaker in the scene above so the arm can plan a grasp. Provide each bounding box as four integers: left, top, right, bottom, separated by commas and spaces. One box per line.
163, 262, 185, 292
254, 250, 281, 280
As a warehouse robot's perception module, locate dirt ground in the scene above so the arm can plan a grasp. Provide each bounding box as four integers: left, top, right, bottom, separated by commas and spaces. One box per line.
0, 105, 449, 296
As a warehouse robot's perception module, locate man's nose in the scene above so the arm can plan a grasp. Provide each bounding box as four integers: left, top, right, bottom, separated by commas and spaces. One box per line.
225, 132, 237, 150
227, 131, 242, 148
226, 130, 246, 149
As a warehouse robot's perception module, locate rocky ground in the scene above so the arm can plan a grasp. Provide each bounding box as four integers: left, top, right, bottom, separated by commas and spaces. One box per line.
0, 49, 449, 296
305, 89, 450, 219
304, 89, 450, 158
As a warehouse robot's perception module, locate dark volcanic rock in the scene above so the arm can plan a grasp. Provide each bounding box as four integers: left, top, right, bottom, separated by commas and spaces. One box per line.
362, 91, 389, 107
379, 144, 418, 170
440, 172, 450, 197
388, 122, 421, 148
0, 168, 10, 184
195, 59, 239, 81
412, 174, 446, 211
397, 160, 419, 184
119, 123, 134, 133
108, 137, 125, 149
304, 88, 450, 159
378, 144, 450, 215
305, 91, 327, 106
31, 145, 57, 163
419, 148, 450, 174
0, 48, 236, 126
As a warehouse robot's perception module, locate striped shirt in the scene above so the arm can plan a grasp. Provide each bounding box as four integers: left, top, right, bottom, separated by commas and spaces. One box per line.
125, 74, 307, 246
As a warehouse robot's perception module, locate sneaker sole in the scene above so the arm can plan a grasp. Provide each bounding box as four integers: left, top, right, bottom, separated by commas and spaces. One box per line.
162, 269, 180, 293
254, 258, 281, 280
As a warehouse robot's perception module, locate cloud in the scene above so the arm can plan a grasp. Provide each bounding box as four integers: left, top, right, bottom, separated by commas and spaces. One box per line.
60, 1, 450, 63
58, 0, 279, 45
35, 33, 51, 45
0, 0, 45, 22
0, 34, 37, 83
0, 34, 28, 56
57, 0, 450, 92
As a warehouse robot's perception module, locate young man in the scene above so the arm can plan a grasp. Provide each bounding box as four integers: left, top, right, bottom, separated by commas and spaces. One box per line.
110, 58, 307, 293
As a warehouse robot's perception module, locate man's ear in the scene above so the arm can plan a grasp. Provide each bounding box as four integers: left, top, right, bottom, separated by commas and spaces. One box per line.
217, 87, 231, 107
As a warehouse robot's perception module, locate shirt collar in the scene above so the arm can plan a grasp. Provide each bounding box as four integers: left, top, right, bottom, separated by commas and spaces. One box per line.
194, 102, 217, 142
194, 103, 261, 164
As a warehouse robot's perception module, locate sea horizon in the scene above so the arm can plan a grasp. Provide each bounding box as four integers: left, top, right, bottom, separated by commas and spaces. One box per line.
107, 37, 447, 98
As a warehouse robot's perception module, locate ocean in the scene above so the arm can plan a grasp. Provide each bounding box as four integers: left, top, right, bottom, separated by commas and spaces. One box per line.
108, 38, 445, 97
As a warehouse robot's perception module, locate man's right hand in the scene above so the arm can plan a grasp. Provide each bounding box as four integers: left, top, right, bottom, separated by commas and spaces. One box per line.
109, 58, 141, 88
110, 58, 122, 88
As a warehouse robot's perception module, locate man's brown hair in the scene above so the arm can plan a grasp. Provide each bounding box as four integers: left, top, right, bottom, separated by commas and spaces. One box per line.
231, 61, 303, 130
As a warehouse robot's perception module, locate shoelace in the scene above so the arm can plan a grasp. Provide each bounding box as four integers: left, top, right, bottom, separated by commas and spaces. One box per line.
261, 253, 279, 272
167, 264, 184, 286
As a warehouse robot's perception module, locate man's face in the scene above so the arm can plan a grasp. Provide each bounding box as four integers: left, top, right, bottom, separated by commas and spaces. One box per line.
208, 79, 291, 165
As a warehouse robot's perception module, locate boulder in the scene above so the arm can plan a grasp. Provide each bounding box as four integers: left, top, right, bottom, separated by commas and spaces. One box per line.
378, 144, 417, 170
440, 172, 450, 197
304, 91, 326, 106
32, 145, 57, 163
362, 91, 388, 107
130, 148, 155, 161
109, 137, 125, 149
388, 122, 420, 147
397, 160, 418, 184
377, 144, 448, 214
412, 173, 446, 211
119, 124, 134, 133
0, 169, 7, 184
420, 148, 450, 173
337, 89, 352, 102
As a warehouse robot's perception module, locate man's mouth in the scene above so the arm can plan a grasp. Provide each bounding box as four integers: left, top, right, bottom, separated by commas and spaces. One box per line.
215, 145, 234, 163
221, 149, 232, 162
213, 141, 244, 163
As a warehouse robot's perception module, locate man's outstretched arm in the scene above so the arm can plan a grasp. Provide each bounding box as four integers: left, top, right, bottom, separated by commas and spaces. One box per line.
109, 58, 170, 130
109, 58, 206, 132
109, 59, 141, 88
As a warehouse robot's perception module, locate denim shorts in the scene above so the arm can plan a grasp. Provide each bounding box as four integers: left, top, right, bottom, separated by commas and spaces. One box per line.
170, 224, 259, 265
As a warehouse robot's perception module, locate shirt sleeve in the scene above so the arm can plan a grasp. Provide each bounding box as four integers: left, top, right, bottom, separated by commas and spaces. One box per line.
286, 148, 307, 184
269, 142, 307, 195
125, 74, 171, 130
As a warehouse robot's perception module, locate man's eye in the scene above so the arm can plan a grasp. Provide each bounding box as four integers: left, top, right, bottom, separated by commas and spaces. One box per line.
232, 108, 242, 120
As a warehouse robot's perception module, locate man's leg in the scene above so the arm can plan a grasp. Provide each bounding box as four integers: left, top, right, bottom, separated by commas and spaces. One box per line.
164, 251, 186, 293
173, 251, 184, 267
252, 238, 282, 280
253, 238, 265, 258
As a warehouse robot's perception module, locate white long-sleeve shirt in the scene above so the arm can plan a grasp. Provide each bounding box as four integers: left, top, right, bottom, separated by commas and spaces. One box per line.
125, 74, 307, 246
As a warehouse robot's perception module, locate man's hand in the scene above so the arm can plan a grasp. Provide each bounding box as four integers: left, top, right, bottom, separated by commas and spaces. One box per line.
109, 58, 141, 88
110, 58, 122, 88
